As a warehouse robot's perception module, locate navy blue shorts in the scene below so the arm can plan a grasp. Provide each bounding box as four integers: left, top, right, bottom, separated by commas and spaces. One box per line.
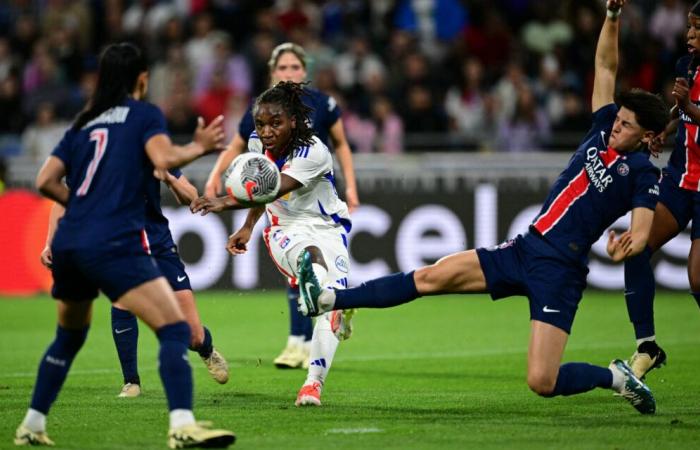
658, 174, 700, 239
476, 233, 588, 334
152, 246, 191, 292
51, 242, 163, 302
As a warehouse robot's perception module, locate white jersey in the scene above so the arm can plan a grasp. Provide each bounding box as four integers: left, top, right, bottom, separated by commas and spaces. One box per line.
248, 133, 351, 232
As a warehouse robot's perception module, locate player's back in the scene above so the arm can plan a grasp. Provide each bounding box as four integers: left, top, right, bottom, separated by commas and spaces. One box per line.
52, 99, 167, 250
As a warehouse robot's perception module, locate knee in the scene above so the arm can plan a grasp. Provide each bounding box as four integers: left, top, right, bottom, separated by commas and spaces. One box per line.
527, 371, 557, 397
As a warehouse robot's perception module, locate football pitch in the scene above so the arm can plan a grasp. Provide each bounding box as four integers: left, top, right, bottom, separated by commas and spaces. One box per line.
1, 290, 699, 449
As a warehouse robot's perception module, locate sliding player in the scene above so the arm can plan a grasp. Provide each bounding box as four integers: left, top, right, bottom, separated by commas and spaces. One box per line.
298, 0, 668, 415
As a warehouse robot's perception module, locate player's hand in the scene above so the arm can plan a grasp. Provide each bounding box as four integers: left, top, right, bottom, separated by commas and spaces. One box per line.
190, 196, 226, 215
649, 130, 669, 158
672, 78, 690, 109
227, 228, 252, 255
40, 246, 53, 269
204, 174, 222, 198
194, 116, 226, 153
606, 229, 633, 262
345, 186, 360, 213
606, 0, 625, 12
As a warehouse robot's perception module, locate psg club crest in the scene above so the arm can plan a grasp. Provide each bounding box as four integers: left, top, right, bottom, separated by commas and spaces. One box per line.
617, 163, 629, 176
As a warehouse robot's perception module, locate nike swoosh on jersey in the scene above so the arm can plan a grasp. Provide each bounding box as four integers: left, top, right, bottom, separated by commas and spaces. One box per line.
177, 275, 187, 282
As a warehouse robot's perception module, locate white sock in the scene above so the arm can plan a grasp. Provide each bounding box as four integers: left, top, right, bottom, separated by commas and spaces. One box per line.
311, 263, 328, 285
302, 339, 312, 352
636, 336, 655, 347
287, 335, 305, 347
169, 409, 196, 429
610, 368, 625, 392
305, 312, 339, 386
22, 409, 46, 433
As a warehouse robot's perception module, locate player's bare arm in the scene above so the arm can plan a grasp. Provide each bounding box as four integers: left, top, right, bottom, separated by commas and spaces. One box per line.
226, 206, 266, 255
191, 173, 303, 215
146, 116, 225, 170
607, 207, 654, 262
36, 156, 69, 206
40, 202, 66, 268
162, 172, 198, 205
329, 118, 360, 212
205, 133, 246, 197
591, 0, 624, 112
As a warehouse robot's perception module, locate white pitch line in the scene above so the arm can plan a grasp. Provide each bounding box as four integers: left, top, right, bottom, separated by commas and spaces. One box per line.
327, 428, 383, 434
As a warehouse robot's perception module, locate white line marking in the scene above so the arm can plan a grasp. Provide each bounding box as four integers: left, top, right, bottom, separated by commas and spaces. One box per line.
327, 428, 383, 434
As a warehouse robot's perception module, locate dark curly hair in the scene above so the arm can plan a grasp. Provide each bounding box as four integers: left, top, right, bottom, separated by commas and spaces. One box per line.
254, 81, 315, 151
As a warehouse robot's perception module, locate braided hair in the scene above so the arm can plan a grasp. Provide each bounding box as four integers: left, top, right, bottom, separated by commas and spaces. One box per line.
254, 81, 315, 151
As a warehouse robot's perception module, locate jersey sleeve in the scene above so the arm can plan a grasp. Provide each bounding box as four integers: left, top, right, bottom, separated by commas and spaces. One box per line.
238, 106, 255, 144
283, 141, 332, 187
141, 103, 169, 146
632, 163, 660, 210
50, 128, 75, 166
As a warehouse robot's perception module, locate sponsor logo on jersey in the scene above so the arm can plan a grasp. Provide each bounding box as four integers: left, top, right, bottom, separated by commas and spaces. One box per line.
585, 147, 614, 192
335, 256, 349, 273
648, 184, 660, 196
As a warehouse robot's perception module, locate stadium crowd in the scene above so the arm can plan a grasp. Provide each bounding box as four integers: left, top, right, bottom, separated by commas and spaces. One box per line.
0, 0, 692, 162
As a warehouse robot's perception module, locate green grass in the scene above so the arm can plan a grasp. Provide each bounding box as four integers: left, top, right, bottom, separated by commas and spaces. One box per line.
0, 290, 699, 449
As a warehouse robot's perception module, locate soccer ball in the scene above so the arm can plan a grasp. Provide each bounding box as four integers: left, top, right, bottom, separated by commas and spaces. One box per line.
224, 152, 281, 205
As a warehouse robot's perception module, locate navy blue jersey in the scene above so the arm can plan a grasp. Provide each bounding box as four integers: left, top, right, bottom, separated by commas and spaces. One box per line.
143, 168, 181, 253
530, 104, 660, 265
667, 55, 700, 190
51, 99, 168, 250
239, 87, 340, 148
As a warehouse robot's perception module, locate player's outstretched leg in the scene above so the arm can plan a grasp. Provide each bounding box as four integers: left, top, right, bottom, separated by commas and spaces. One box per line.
623, 248, 667, 379
297, 250, 419, 316
295, 312, 340, 407
274, 286, 312, 369
111, 305, 141, 397
15, 301, 91, 447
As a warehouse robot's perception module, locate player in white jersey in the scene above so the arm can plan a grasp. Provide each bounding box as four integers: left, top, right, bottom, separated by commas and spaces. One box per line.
191, 81, 354, 406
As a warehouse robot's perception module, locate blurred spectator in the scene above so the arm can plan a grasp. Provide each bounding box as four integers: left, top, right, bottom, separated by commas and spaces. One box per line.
371, 96, 403, 154
149, 44, 192, 109
532, 54, 565, 125
334, 35, 386, 99
21, 101, 68, 163
185, 12, 216, 75
9, 14, 39, 62
401, 84, 448, 134
0, 74, 25, 134
164, 81, 198, 137
492, 61, 529, 124
496, 85, 550, 152
22, 40, 72, 120
463, 7, 512, 74
649, 0, 687, 52
194, 66, 232, 124
393, 0, 468, 58
521, 1, 572, 55
194, 31, 251, 100
444, 57, 488, 136
41, 0, 92, 52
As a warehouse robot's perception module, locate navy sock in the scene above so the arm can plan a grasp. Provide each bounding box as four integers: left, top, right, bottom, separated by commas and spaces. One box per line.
624, 247, 656, 339
192, 326, 213, 358
288, 286, 313, 339
111, 306, 140, 385
334, 271, 420, 310
157, 321, 193, 411
548, 363, 612, 397
30, 325, 89, 414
